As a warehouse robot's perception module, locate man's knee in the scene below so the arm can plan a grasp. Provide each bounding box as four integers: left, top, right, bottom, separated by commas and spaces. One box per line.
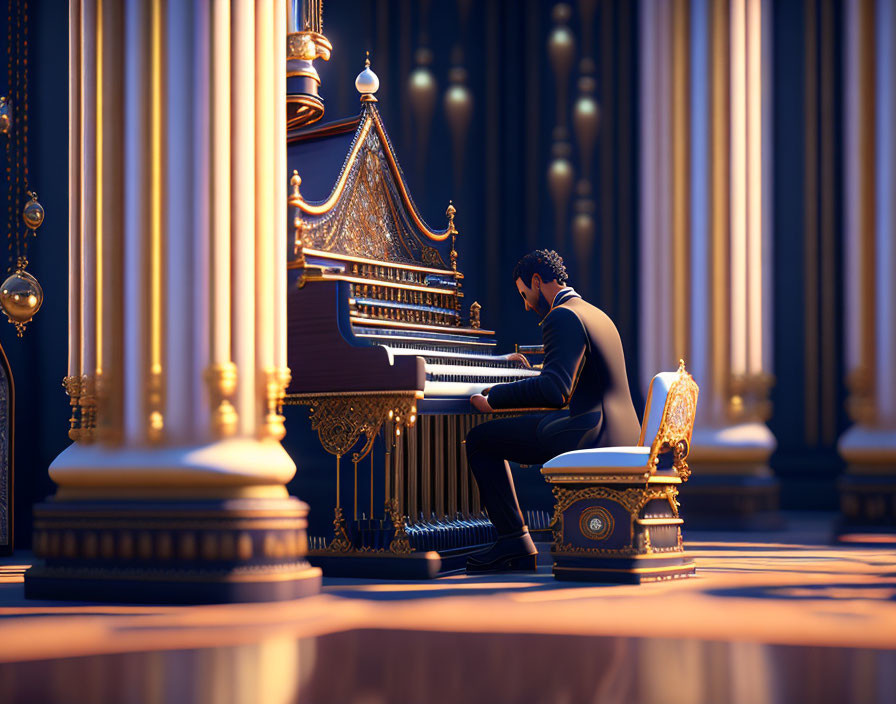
464, 422, 489, 460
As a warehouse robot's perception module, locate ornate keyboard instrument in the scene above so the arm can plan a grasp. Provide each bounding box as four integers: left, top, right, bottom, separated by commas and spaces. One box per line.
284, 82, 538, 578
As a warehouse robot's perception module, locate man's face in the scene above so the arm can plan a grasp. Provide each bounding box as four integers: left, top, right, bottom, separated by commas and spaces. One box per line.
515, 275, 543, 315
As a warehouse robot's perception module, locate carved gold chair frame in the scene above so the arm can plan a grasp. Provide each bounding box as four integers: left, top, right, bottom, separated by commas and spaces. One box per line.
646, 360, 699, 482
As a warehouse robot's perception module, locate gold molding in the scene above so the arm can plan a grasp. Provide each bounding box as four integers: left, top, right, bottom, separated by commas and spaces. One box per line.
296, 247, 457, 276
289, 110, 452, 242
204, 362, 238, 438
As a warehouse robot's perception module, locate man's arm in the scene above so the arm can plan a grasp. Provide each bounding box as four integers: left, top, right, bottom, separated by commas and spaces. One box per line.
486, 307, 586, 410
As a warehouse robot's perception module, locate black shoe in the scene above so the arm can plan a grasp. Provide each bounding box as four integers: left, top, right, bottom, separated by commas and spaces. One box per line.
466, 530, 538, 574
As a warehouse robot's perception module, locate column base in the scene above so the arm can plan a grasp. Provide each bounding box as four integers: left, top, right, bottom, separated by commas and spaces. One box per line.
682, 424, 781, 530
836, 427, 896, 544
24, 495, 322, 604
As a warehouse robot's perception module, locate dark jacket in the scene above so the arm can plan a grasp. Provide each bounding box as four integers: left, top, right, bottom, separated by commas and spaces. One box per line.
486, 289, 641, 450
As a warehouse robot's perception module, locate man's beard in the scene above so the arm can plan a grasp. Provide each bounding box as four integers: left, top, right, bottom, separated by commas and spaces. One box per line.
531, 289, 553, 320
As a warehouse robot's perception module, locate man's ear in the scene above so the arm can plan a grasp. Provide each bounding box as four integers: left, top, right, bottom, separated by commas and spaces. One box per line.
531, 273, 542, 290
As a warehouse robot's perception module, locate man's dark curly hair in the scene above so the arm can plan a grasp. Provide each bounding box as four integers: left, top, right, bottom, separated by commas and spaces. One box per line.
512, 249, 569, 287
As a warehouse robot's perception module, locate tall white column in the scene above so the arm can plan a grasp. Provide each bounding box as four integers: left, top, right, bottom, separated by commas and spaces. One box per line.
27, 0, 318, 603
52, 0, 293, 489
838, 0, 896, 532
639, 0, 776, 524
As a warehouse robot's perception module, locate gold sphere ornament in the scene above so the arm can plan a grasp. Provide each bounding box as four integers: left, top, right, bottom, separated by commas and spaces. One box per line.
23, 191, 45, 231
0, 96, 10, 134
0, 258, 43, 336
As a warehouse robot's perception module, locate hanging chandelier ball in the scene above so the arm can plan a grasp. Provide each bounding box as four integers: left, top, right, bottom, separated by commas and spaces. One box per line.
23, 192, 45, 231
0, 267, 44, 333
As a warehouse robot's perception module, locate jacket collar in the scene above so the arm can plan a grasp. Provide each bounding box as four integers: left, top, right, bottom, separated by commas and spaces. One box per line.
538, 287, 581, 325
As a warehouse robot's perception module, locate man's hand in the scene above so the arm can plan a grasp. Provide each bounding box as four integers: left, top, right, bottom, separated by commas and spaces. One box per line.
506, 352, 531, 368
470, 393, 494, 413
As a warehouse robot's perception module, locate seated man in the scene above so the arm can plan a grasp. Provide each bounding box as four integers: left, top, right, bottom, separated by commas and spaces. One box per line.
466, 249, 641, 572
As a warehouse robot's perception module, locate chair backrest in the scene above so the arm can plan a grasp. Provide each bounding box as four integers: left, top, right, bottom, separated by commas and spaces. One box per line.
638, 372, 678, 447
639, 360, 699, 480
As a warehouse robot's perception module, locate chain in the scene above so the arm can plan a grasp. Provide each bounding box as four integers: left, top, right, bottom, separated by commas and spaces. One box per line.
20, 0, 29, 267
6, 0, 13, 272
14, 0, 23, 267
3, 0, 30, 272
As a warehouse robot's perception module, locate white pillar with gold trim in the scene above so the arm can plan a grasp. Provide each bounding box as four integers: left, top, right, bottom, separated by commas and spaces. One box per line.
26, 0, 320, 603
639, 0, 777, 526
838, 0, 896, 535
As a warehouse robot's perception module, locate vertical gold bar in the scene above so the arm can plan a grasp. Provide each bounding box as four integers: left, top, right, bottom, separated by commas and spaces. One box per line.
99, 0, 125, 444
421, 416, 431, 518
819, 0, 836, 442
147, 0, 165, 441
384, 422, 392, 514
69, 0, 83, 385
407, 420, 418, 520
859, 0, 877, 416
448, 415, 458, 516
335, 455, 340, 509
470, 416, 481, 512
711, 0, 731, 419
396, 423, 405, 516
804, 0, 819, 445
370, 442, 374, 519
434, 416, 445, 518
460, 415, 471, 516
672, 0, 691, 362
618, 0, 633, 343
600, 0, 616, 311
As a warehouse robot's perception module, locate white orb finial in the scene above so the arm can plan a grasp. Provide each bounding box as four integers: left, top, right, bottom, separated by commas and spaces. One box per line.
355, 51, 379, 101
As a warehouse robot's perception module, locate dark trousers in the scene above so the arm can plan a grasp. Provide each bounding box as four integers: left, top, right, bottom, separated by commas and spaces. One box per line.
465, 413, 561, 536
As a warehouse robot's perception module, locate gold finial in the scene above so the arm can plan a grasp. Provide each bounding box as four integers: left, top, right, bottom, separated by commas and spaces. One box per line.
447, 201, 459, 272
678, 359, 686, 373
365, 51, 371, 68
470, 301, 481, 329
290, 170, 302, 199
446, 200, 457, 233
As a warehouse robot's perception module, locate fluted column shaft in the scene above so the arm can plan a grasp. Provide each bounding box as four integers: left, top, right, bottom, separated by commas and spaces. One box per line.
639, 0, 776, 511
839, 0, 896, 527
54, 0, 293, 494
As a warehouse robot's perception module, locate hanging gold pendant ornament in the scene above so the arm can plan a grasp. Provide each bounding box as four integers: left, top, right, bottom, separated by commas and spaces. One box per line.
0, 256, 43, 336
2, 0, 44, 337
22, 191, 44, 231
0, 96, 10, 134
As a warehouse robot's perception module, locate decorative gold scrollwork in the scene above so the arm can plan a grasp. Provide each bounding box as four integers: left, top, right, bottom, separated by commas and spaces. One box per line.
286, 392, 419, 463
647, 360, 699, 481
550, 484, 679, 552
62, 375, 82, 441
386, 498, 412, 554
329, 507, 352, 553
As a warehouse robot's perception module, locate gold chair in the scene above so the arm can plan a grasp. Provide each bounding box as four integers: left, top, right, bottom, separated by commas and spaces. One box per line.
540, 360, 699, 583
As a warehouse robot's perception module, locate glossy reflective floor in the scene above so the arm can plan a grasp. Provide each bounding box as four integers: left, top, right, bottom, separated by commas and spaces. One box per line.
1, 513, 894, 704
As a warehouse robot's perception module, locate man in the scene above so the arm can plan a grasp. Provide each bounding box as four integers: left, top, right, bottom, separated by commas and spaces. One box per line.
465, 249, 641, 573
